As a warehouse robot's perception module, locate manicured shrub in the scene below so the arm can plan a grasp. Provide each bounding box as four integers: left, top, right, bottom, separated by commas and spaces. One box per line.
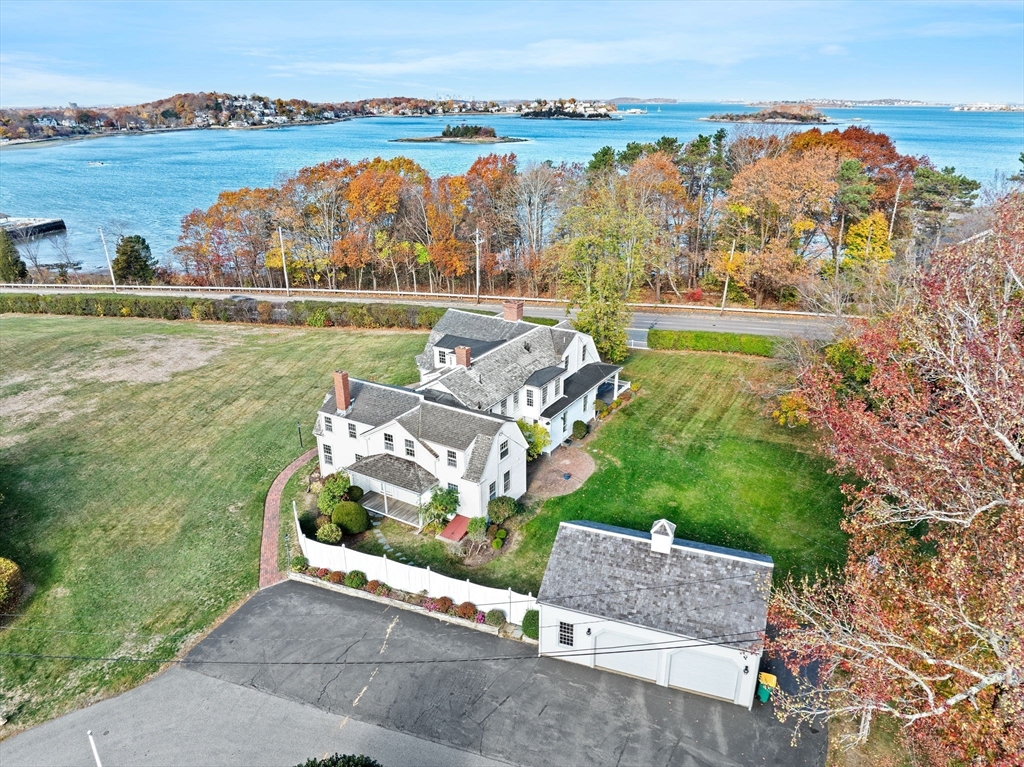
496, 529, 507, 540
435, 596, 453, 613
366, 579, 381, 592
0, 557, 23, 613
522, 609, 539, 640
314, 514, 333, 530
332, 501, 370, 535
572, 420, 589, 440
318, 472, 351, 513
329, 571, 344, 584
316, 523, 342, 544
346, 485, 364, 502
294, 754, 382, 767
466, 516, 488, 542
316, 568, 330, 579
290, 555, 309, 572
366, 580, 389, 597
491, 538, 503, 550
456, 601, 477, 620
485, 609, 506, 627
344, 570, 367, 589
307, 308, 329, 327
486, 524, 499, 540
487, 496, 522, 525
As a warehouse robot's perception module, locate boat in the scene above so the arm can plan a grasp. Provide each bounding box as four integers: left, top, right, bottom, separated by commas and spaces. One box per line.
623, 108, 648, 114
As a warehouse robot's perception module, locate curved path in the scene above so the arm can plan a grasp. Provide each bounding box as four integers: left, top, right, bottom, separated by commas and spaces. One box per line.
259, 448, 317, 589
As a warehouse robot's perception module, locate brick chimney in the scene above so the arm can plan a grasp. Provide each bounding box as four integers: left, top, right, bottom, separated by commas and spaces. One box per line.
503, 299, 524, 322
455, 345, 472, 368
333, 370, 351, 412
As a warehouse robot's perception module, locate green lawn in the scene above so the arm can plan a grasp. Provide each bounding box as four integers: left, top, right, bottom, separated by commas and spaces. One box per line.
0, 315, 422, 731
351, 351, 848, 595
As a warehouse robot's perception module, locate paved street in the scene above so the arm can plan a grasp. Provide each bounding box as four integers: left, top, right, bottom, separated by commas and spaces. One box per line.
5, 580, 828, 767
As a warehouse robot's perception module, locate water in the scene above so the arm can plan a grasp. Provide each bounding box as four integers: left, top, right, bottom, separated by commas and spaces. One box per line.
1, 103, 1021, 269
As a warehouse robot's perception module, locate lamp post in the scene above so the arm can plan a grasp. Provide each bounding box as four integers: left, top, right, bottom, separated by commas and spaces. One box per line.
296, 421, 303, 449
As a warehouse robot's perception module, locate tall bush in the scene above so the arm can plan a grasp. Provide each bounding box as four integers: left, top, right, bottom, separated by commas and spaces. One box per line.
318, 472, 351, 513
521, 609, 539, 639
487, 496, 522, 525
331, 501, 370, 535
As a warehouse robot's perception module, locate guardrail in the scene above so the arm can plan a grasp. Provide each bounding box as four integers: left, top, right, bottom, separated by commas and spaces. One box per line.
0, 283, 854, 320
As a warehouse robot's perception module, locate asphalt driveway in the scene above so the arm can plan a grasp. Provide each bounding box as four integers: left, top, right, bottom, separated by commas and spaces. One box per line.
187, 580, 826, 766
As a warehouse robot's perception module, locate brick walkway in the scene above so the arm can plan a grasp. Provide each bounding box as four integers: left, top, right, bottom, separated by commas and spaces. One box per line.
260, 448, 317, 589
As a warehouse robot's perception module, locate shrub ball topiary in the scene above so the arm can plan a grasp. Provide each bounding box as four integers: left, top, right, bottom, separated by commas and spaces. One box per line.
314, 514, 333, 531
491, 538, 503, 550
345, 485, 364, 503
316, 523, 342, 544
485, 609, 507, 627
294, 754, 383, 767
496, 529, 507, 540
332, 501, 370, 535
0, 557, 23, 614
344, 570, 368, 589
290, 555, 309, 572
318, 472, 351, 513
435, 596, 453, 613
521, 609, 539, 639
572, 420, 589, 440
456, 601, 477, 620
487, 496, 522, 525
329, 571, 344, 584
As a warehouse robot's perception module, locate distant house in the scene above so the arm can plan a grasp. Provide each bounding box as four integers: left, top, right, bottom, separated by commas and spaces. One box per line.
313, 301, 627, 526
537, 519, 773, 708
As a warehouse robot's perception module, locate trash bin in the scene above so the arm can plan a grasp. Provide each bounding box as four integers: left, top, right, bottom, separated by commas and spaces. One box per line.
756, 682, 771, 703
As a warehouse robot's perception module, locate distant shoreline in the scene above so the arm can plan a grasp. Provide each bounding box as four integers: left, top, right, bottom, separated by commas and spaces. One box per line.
390, 135, 527, 144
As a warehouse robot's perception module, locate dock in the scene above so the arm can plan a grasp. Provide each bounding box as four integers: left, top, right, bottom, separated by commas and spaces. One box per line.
0, 214, 67, 240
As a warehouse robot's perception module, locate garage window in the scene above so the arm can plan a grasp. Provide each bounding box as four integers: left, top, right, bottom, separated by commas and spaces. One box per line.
558, 621, 574, 647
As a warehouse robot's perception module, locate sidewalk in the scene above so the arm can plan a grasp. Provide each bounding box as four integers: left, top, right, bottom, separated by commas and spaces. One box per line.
260, 448, 317, 589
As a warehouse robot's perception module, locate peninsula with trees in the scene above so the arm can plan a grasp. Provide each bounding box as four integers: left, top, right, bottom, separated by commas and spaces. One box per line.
391, 124, 526, 144
703, 104, 830, 124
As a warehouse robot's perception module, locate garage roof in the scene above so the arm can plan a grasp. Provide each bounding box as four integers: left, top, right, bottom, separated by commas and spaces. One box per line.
538, 521, 773, 650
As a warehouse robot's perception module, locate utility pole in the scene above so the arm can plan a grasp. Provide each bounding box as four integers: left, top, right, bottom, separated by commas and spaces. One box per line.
473, 228, 484, 304
719, 240, 736, 316
98, 228, 116, 292
87, 730, 103, 767
278, 226, 290, 296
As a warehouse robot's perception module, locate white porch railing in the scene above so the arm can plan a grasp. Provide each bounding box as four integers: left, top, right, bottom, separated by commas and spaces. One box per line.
294, 507, 537, 624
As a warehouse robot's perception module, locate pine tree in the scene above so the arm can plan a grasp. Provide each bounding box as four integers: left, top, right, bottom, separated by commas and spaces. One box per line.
0, 230, 28, 283
112, 234, 157, 284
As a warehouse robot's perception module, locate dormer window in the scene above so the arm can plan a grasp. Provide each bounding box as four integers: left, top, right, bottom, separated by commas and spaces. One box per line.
438, 350, 447, 365
563, 356, 569, 369
500, 398, 507, 416
541, 386, 548, 406
526, 389, 534, 408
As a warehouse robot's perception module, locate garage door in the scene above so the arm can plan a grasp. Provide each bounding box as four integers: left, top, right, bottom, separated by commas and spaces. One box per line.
594, 631, 659, 681
668, 651, 739, 701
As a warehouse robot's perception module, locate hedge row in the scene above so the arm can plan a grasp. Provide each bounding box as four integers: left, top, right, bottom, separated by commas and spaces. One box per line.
647, 329, 777, 357
0, 293, 447, 330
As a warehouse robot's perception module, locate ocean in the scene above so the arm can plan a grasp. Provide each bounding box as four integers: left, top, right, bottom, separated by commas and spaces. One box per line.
1, 103, 1021, 270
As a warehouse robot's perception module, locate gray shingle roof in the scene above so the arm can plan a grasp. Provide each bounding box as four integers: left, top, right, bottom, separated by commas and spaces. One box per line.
538, 521, 773, 650
433, 334, 506, 357
319, 380, 420, 427
347, 453, 438, 494
415, 309, 534, 371
525, 365, 564, 387
463, 434, 493, 483
428, 325, 563, 409
540, 362, 619, 418
396, 401, 504, 452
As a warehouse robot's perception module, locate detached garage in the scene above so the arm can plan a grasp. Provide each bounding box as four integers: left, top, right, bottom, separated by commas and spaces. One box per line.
536, 519, 773, 708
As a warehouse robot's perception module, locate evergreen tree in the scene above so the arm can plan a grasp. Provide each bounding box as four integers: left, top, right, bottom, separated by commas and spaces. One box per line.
112, 234, 157, 284
0, 230, 28, 282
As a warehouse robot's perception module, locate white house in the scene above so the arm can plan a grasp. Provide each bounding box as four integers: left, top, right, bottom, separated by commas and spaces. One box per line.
313, 300, 626, 527
537, 519, 774, 708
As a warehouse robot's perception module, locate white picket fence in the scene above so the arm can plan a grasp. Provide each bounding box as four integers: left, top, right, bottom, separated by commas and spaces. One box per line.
294, 509, 537, 624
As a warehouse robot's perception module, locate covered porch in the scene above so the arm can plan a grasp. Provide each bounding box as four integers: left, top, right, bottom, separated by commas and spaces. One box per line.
597, 371, 631, 405
361, 491, 423, 528
347, 453, 438, 531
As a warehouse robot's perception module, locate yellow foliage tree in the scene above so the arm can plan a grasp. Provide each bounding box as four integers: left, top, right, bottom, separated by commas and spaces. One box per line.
843, 211, 894, 263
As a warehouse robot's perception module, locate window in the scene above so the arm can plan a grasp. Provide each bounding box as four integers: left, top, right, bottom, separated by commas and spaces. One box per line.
526, 389, 534, 407
541, 386, 548, 406
503, 470, 511, 493
558, 621, 574, 647
500, 439, 509, 459
513, 391, 519, 408
554, 378, 560, 397
447, 449, 457, 468
448, 482, 458, 493
563, 356, 569, 369
323, 445, 333, 465
323, 415, 333, 433
489, 481, 496, 500
438, 350, 447, 365
355, 453, 364, 461
583, 394, 588, 413
384, 433, 394, 452
582, 346, 588, 362
405, 438, 415, 458
500, 398, 507, 416
561, 412, 567, 431
348, 423, 357, 439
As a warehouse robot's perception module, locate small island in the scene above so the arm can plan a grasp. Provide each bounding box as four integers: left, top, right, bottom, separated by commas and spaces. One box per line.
702, 104, 831, 124
522, 107, 614, 120
391, 124, 526, 144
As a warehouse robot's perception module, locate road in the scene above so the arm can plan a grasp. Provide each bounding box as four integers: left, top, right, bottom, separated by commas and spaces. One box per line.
4, 285, 840, 345
3, 580, 827, 767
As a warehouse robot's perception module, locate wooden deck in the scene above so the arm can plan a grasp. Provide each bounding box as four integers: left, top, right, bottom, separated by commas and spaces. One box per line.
361, 491, 422, 528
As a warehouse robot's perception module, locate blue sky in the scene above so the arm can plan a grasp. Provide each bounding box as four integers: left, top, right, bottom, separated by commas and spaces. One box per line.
1, 1, 1022, 107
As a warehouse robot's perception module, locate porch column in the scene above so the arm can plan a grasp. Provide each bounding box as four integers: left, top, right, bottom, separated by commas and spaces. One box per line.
383, 485, 389, 515
613, 370, 619, 396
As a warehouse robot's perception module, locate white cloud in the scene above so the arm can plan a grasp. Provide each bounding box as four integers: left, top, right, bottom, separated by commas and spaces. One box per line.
0, 57, 163, 107
819, 44, 848, 56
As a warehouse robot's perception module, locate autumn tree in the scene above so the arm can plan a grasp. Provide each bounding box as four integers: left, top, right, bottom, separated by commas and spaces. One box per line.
769, 192, 1024, 765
